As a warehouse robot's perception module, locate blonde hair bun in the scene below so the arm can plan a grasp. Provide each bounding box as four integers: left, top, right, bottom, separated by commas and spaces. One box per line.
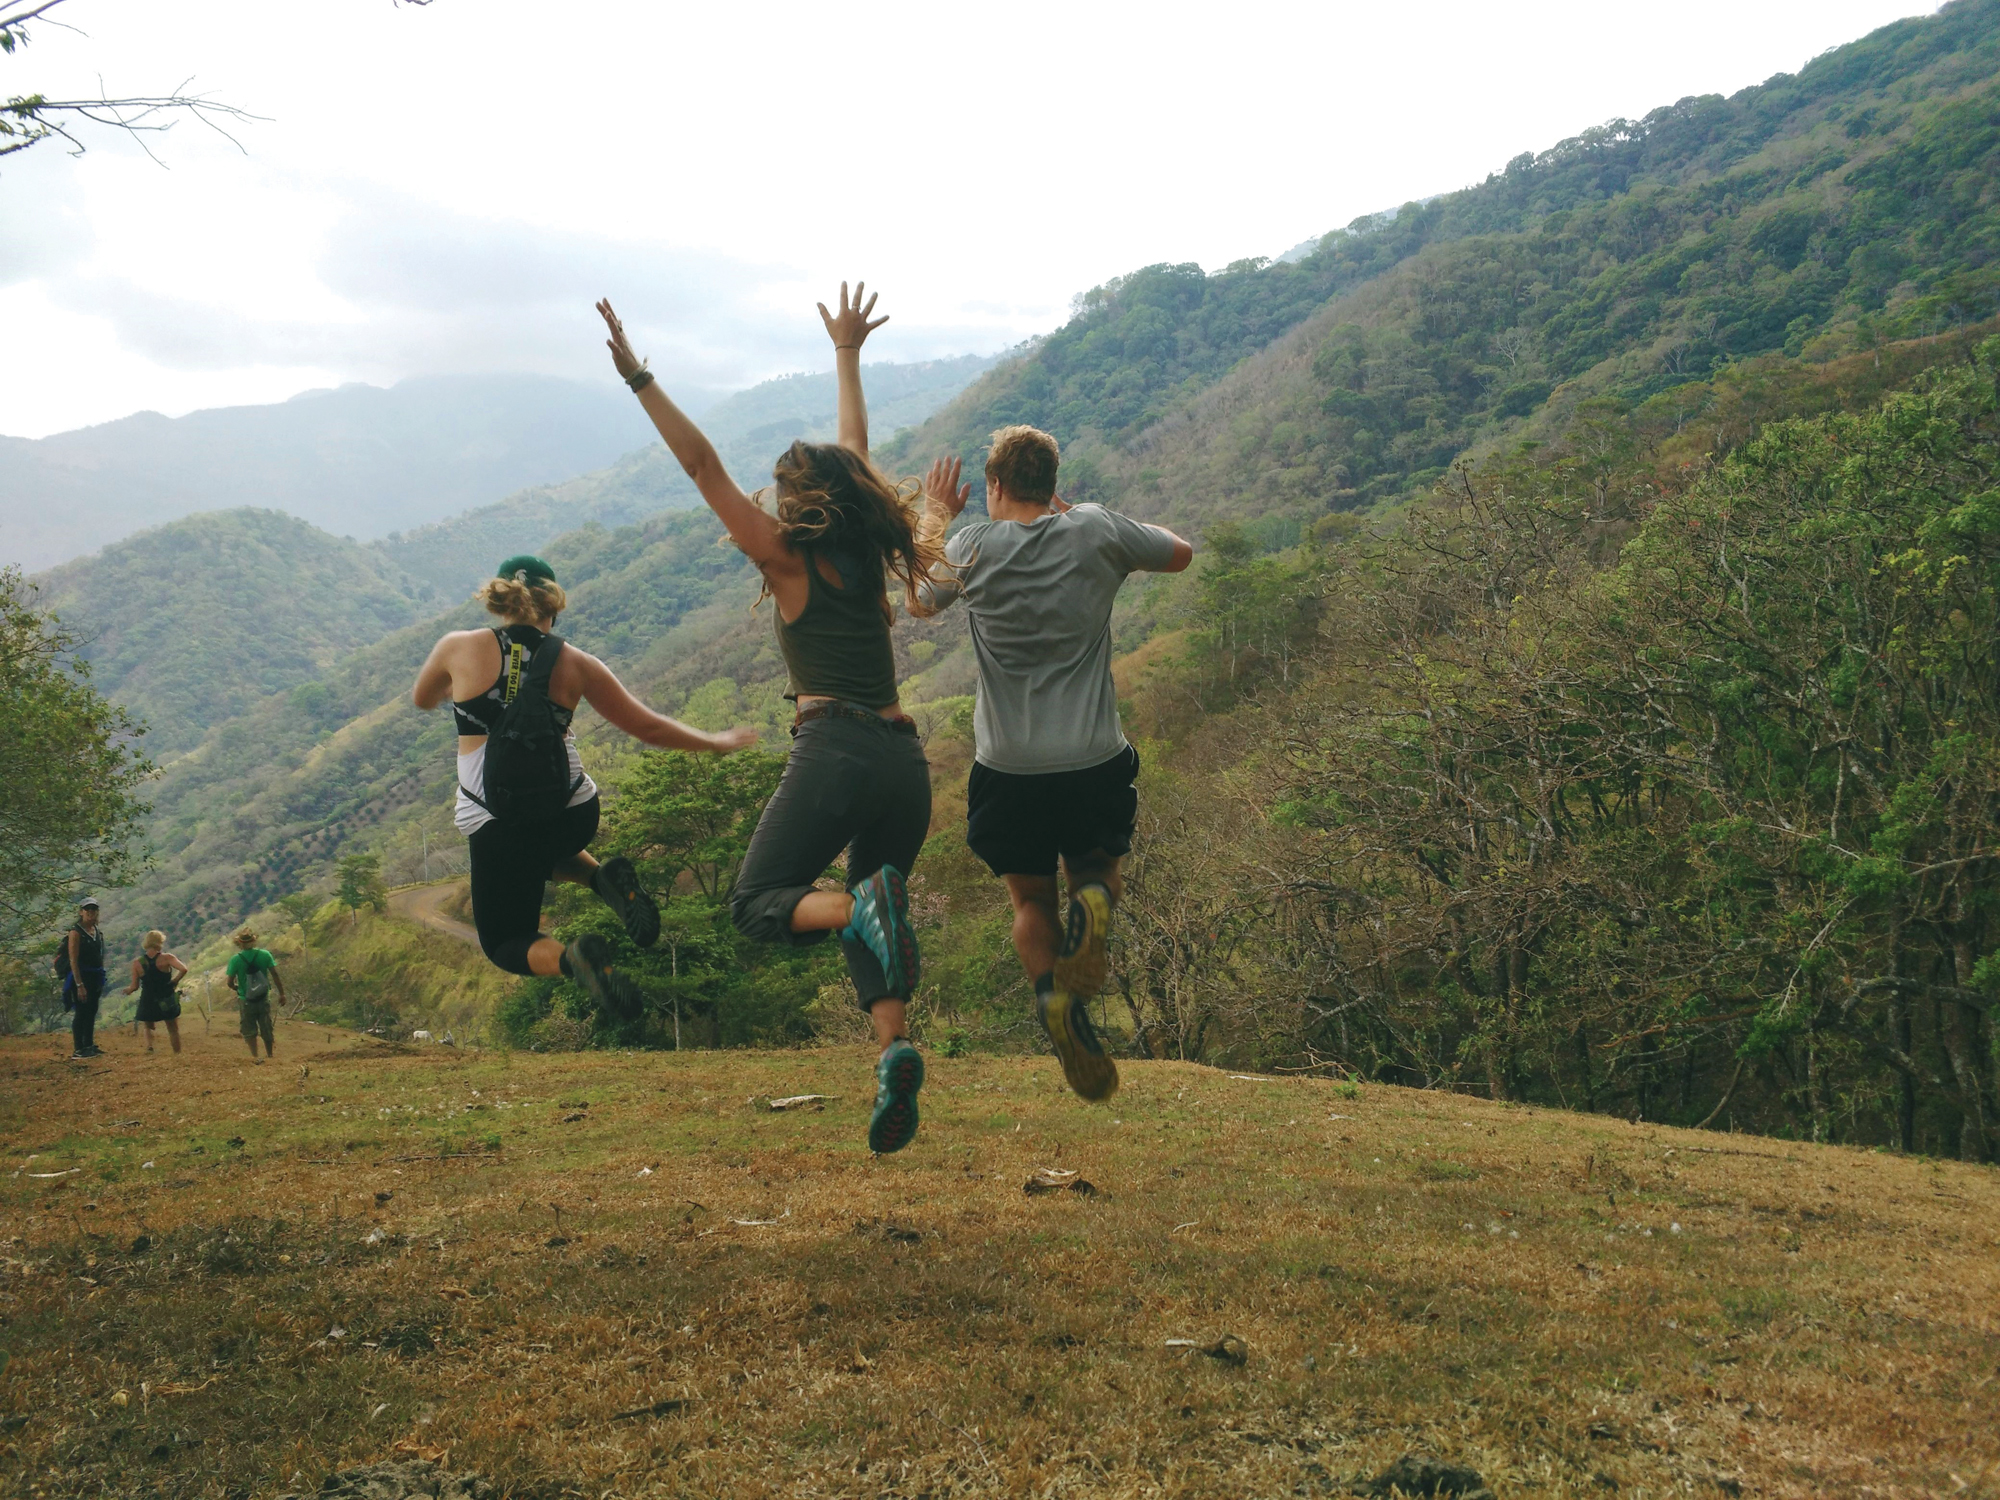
478, 574, 568, 623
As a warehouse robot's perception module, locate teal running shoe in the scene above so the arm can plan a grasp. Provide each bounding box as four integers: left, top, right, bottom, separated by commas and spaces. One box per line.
841, 865, 919, 997
869, 1037, 924, 1154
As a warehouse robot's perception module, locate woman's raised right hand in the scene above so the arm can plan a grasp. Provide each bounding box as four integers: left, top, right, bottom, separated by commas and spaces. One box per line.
708, 726, 762, 754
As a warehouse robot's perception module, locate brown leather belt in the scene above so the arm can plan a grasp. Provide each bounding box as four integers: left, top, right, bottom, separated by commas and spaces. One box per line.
792, 699, 918, 737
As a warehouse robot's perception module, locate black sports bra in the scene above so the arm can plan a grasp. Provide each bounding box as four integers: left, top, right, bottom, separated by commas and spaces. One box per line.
451, 626, 573, 735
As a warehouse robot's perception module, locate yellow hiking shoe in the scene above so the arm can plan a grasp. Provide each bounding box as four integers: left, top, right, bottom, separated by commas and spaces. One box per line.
1053, 882, 1113, 997
1037, 986, 1118, 1103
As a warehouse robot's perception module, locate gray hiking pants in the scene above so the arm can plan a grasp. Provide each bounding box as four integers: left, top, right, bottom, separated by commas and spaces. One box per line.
730, 711, 931, 1009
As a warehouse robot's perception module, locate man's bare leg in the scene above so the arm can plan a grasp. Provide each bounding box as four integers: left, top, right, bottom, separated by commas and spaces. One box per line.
1001, 874, 1062, 983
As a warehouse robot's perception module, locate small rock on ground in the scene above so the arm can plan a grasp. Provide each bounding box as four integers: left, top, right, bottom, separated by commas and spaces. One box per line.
279, 1459, 494, 1500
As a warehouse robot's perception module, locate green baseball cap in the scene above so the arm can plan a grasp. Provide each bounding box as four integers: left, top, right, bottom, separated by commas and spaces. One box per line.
495, 554, 557, 584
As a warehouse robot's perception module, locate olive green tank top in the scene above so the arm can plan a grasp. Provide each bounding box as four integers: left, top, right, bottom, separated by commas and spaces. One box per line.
774, 546, 900, 708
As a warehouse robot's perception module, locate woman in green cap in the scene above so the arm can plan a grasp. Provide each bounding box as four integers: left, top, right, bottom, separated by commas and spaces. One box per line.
595, 283, 943, 1155
412, 557, 757, 1010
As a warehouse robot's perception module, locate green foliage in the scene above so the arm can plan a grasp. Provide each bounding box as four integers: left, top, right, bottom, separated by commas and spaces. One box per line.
0, 568, 151, 958
500, 746, 834, 1051
279, 899, 515, 1039
30, 509, 426, 754
600, 748, 783, 900
1245, 348, 2000, 1158
335, 852, 387, 917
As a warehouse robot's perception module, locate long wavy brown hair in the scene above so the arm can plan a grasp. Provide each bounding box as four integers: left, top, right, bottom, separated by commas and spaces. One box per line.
758, 441, 946, 619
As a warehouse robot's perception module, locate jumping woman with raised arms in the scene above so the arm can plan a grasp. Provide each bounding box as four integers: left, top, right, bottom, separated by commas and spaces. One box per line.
412, 557, 758, 1014
596, 285, 941, 1154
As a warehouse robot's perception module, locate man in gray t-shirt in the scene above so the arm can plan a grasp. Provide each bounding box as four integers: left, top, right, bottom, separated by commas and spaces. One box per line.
915, 424, 1193, 1103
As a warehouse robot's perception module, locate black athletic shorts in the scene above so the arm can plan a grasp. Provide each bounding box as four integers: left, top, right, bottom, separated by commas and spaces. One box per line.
965, 744, 1140, 878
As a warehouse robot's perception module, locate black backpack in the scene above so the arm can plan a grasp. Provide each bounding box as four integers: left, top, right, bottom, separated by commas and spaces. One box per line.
52, 933, 71, 980
461, 630, 583, 823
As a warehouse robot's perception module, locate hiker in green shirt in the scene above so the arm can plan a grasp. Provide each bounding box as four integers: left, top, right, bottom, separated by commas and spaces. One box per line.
225, 928, 286, 1062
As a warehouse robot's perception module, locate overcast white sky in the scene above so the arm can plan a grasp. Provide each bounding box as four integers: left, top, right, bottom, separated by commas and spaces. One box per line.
0, 0, 1939, 438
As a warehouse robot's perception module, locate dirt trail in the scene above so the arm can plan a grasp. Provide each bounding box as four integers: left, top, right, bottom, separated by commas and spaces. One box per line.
387, 880, 477, 946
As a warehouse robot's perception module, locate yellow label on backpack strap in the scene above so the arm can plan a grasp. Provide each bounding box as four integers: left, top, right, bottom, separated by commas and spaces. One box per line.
504, 640, 525, 703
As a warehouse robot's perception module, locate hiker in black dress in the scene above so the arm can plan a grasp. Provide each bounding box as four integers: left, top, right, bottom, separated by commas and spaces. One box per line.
412, 557, 758, 1014
596, 284, 946, 1154
123, 929, 187, 1054
62, 898, 108, 1060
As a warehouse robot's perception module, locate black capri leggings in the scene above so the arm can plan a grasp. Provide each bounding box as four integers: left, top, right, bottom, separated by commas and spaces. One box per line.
730, 712, 931, 1008
468, 796, 600, 975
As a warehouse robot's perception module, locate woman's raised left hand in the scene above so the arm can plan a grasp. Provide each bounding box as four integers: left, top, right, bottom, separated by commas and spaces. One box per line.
596, 299, 645, 381
818, 281, 888, 350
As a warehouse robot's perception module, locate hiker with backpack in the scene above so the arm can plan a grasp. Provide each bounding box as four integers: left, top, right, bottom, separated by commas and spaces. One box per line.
596, 286, 945, 1155
411, 556, 759, 1012
226, 928, 286, 1060
123, 929, 187, 1054
55, 896, 108, 1060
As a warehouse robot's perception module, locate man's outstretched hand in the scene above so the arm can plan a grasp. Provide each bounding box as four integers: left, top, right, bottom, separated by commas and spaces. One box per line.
597, 299, 645, 382
924, 456, 971, 520
818, 280, 889, 350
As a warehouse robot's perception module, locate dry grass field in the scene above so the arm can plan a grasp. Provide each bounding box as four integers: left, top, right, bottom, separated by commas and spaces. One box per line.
0, 1020, 1995, 1500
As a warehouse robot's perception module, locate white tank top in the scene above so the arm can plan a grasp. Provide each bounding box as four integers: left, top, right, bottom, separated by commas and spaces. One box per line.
454, 737, 596, 835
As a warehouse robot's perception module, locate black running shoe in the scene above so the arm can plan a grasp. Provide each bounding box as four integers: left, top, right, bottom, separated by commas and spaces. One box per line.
1037, 986, 1118, 1102
1053, 882, 1113, 997
591, 856, 660, 948
564, 934, 643, 1019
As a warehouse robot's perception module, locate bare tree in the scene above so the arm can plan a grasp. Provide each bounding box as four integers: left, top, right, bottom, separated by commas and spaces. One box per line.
2, 0, 259, 165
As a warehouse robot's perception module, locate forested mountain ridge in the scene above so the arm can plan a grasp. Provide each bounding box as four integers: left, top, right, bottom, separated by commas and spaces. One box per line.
885, 0, 2000, 514
28, 509, 431, 755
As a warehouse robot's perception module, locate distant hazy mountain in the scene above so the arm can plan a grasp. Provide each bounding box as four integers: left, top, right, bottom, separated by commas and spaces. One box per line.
377, 353, 1000, 598
0, 374, 702, 573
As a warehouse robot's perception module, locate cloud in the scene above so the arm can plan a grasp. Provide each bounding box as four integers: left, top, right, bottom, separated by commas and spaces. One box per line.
23, 174, 1022, 411
0, 150, 97, 289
